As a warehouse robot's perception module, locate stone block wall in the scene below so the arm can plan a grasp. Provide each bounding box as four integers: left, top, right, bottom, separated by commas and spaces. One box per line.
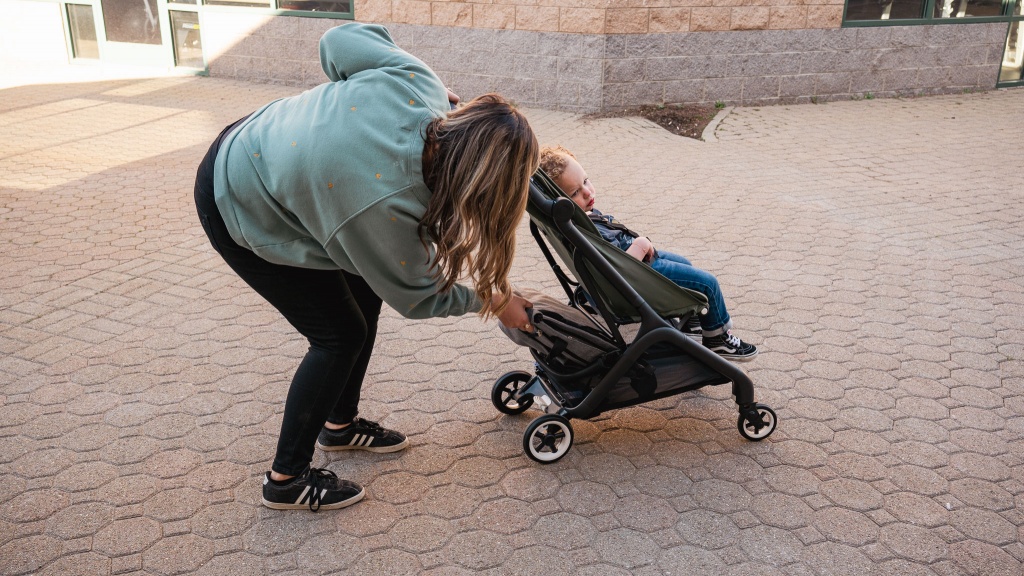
353, 0, 846, 34
600, 23, 1008, 108
204, 12, 330, 87
202, 12, 1007, 112
395, 26, 608, 110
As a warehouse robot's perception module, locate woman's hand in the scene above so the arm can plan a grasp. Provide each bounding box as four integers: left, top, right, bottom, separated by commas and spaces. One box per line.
495, 293, 533, 331
446, 87, 460, 107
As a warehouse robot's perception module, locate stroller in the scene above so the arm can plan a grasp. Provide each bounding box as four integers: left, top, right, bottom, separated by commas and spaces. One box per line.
490, 170, 777, 463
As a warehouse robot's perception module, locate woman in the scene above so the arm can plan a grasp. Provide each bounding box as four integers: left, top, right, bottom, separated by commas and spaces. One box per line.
194, 23, 538, 511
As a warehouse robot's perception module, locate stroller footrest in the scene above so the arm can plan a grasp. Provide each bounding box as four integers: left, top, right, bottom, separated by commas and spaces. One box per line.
521, 377, 565, 414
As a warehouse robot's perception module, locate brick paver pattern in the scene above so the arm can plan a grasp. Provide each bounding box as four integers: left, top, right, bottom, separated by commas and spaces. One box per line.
1, 71, 1022, 575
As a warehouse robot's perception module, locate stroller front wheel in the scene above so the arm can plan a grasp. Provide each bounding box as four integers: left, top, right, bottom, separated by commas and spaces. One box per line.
737, 404, 777, 441
523, 414, 573, 463
492, 371, 535, 415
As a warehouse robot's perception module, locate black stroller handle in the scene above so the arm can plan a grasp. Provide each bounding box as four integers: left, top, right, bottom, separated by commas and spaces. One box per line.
527, 182, 560, 215
526, 182, 575, 222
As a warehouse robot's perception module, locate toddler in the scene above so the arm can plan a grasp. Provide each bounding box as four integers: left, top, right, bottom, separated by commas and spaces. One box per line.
539, 145, 757, 361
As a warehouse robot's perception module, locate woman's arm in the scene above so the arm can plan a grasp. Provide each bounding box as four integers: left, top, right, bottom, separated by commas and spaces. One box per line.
326, 202, 481, 320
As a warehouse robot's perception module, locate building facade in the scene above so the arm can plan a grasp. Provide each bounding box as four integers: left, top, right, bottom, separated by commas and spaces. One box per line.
4, 0, 1022, 111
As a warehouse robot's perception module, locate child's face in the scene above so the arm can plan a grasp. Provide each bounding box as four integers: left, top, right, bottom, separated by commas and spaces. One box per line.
554, 155, 597, 212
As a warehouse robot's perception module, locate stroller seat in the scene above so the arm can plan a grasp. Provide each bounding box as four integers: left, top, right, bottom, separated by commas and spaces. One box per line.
491, 169, 777, 463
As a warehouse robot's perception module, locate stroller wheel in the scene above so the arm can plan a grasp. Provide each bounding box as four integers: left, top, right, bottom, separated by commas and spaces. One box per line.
737, 404, 777, 441
491, 371, 535, 415
523, 414, 573, 463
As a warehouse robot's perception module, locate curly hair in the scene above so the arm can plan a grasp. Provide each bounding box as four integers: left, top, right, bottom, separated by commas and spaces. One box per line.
420, 94, 540, 319
538, 145, 577, 181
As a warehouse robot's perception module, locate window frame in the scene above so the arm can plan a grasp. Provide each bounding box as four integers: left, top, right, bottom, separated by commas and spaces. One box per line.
998, 14, 1024, 85
199, 0, 354, 20
63, 1, 102, 60
843, 0, 1015, 26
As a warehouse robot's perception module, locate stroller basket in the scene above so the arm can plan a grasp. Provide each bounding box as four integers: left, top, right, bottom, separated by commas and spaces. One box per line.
491, 170, 777, 463
501, 288, 730, 410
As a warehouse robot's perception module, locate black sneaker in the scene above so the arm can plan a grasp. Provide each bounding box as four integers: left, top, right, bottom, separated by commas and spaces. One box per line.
315, 417, 409, 453
703, 331, 758, 361
261, 466, 364, 511
681, 316, 702, 340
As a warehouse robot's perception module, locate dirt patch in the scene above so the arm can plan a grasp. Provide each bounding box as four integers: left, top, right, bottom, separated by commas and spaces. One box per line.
583, 104, 720, 140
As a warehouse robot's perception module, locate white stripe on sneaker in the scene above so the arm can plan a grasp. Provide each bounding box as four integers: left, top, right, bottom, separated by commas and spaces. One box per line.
361, 436, 374, 447
349, 434, 362, 446
295, 486, 311, 505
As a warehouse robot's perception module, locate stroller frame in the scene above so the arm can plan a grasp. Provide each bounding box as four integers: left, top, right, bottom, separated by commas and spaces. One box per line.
492, 174, 777, 463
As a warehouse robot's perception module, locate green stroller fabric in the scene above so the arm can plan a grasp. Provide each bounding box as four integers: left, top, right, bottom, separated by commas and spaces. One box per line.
527, 169, 709, 323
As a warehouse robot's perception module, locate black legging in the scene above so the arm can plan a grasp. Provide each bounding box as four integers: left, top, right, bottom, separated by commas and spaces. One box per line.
194, 119, 383, 476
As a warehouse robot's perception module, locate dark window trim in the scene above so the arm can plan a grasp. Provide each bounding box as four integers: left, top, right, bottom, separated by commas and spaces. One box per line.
997, 19, 1024, 86
843, 16, 1014, 26
26, 0, 354, 19
844, 0, 1018, 26
198, 3, 353, 19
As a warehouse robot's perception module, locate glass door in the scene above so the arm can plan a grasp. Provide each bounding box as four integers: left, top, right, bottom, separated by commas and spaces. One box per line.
167, 0, 204, 69
1000, 0, 1024, 84
66, 3, 101, 59
97, 0, 171, 66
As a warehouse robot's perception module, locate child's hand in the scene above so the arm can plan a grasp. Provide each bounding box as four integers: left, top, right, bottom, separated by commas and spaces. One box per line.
626, 237, 655, 262
642, 237, 656, 262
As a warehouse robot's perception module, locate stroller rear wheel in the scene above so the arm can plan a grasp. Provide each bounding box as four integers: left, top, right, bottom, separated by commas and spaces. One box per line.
737, 404, 777, 441
523, 414, 573, 463
491, 371, 535, 415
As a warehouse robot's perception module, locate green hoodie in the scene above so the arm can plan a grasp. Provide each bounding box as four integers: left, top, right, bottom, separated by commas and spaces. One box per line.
214, 23, 481, 319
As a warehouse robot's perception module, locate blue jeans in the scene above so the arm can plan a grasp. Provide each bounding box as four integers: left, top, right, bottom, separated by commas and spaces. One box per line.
649, 251, 731, 337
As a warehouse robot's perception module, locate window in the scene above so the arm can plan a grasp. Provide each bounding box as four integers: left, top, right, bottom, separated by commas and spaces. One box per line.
845, 0, 1014, 21
170, 10, 204, 68
204, 0, 351, 12
933, 0, 1005, 18
278, 0, 351, 12
845, 0, 926, 21
1002, 17, 1023, 81
67, 4, 100, 59
204, 0, 272, 8
100, 0, 162, 44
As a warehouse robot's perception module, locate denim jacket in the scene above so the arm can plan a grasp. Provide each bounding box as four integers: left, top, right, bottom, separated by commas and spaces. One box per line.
588, 209, 638, 253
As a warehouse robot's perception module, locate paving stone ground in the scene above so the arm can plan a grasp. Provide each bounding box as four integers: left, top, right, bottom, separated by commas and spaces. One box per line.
1, 65, 1022, 576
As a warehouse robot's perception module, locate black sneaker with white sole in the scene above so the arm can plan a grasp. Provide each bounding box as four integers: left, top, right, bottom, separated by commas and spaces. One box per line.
681, 316, 702, 340
261, 466, 364, 512
315, 417, 409, 453
702, 331, 758, 361
670, 316, 703, 340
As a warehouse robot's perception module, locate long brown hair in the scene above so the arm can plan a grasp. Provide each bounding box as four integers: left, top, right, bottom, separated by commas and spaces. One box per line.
421, 93, 539, 319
